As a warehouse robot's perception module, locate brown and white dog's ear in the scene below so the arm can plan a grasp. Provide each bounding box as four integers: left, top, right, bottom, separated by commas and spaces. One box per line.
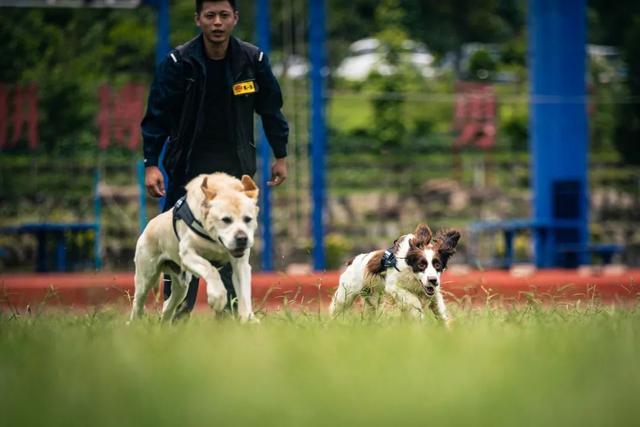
201, 176, 217, 200
411, 223, 432, 248
436, 229, 461, 265
241, 175, 259, 200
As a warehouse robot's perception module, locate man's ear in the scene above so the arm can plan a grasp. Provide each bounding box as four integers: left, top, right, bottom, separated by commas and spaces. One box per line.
201, 177, 217, 200
241, 175, 259, 200
411, 223, 432, 248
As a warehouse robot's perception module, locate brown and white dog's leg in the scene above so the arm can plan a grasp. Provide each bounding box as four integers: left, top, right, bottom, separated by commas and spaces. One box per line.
384, 285, 424, 319
230, 254, 257, 323
329, 271, 363, 316
429, 290, 451, 328
329, 283, 354, 316
363, 294, 382, 316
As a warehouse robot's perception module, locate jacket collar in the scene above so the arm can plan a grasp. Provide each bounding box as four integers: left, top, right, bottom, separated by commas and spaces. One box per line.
228, 36, 251, 81
181, 34, 249, 82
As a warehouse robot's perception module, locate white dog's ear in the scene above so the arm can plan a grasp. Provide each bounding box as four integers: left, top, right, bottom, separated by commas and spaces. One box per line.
241, 175, 259, 200
201, 177, 217, 200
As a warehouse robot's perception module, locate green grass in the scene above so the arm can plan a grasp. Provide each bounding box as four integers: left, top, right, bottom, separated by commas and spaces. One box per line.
1, 305, 639, 426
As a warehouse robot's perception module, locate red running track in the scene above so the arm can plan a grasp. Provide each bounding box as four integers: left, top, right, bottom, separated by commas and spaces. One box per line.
1, 267, 639, 312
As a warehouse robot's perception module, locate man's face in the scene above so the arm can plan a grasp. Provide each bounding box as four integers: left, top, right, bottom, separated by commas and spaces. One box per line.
195, 1, 238, 45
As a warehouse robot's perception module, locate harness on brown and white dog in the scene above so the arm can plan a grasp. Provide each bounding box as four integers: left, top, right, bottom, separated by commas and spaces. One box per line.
172, 196, 215, 243
381, 248, 400, 272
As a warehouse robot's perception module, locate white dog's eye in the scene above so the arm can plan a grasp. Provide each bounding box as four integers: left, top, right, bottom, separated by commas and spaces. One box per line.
221, 216, 233, 225
243, 216, 252, 224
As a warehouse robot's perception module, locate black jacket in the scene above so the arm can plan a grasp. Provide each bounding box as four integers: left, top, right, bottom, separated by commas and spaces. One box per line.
141, 34, 288, 179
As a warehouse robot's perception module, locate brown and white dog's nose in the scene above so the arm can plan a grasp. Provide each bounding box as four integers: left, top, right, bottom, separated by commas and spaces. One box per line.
427, 277, 439, 287
235, 233, 248, 248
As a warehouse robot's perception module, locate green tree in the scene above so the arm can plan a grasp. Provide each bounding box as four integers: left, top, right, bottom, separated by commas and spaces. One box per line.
589, 0, 640, 164
468, 49, 498, 81
0, 8, 155, 155
368, 0, 413, 153
612, 18, 640, 164
402, 0, 524, 75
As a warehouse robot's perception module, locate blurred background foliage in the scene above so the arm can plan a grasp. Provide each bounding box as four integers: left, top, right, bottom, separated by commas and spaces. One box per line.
0, 0, 636, 159
1, 0, 639, 270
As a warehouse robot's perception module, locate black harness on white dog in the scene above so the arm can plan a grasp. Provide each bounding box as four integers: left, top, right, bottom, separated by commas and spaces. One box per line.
172, 196, 215, 243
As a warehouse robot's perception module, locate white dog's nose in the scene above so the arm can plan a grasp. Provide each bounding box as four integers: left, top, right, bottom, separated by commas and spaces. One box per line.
427, 277, 438, 287
235, 233, 248, 248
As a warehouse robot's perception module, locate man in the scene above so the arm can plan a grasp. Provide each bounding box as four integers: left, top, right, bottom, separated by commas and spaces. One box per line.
141, 0, 289, 316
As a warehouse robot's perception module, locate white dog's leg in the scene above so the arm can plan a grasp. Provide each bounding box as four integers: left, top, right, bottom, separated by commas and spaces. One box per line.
161, 271, 189, 322
329, 270, 364, 316
384, 285, 424, 319
429, 290, 451, 327
180, 246, 227, 313
230, 254, 256, 323
130, 253, 161, 321
204, 268, 226, 312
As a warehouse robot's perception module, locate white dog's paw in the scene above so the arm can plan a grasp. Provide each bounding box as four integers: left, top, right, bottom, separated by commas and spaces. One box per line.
207, 290, 228, 313
240, 312, 260, 324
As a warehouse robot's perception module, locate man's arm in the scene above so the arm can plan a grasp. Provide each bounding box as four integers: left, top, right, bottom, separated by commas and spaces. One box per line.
254, 51, 289, 186
141, 52, 184, 196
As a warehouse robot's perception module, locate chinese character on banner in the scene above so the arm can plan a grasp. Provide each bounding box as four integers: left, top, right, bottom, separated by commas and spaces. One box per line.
97, 83, 145, 151
0, 82, 39, 151
453, 82, 496, 149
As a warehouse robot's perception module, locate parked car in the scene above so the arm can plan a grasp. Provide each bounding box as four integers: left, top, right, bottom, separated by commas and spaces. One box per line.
272, 54, 310, 80
587, 44, 626, 83
334, 37, 436, 81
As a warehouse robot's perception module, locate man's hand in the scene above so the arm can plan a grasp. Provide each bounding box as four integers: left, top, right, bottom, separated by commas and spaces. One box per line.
145, 166, 166, 198
268, 157, 287, 187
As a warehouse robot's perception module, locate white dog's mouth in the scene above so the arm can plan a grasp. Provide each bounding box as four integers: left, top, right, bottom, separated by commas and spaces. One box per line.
229, 248, 246, 258
423, 285, 435, 296
218, 237, 247, 258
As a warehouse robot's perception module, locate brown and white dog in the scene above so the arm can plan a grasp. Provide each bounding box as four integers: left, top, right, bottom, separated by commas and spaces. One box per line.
329, 224, 460, 325
129, 173, 260, 323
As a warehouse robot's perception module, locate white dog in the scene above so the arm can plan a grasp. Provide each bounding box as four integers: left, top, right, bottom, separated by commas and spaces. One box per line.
130, 172, 260, 323
330, 224, 460, 325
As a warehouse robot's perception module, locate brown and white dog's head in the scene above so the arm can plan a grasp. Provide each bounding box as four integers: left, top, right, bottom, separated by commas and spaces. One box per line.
403, 224, 461, 296
196, 173, 260, 258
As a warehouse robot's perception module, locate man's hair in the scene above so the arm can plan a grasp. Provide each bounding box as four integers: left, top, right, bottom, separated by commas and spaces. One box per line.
196, 0, 237, 14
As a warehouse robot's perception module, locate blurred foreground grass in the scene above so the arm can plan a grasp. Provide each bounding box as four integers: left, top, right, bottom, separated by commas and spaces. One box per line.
1, 305, 639, 426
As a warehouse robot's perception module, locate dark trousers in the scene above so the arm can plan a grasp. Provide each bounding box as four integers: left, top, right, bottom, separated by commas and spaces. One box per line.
162, 180, 237, 316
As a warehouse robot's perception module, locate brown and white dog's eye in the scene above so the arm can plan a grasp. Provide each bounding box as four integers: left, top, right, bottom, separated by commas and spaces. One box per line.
417, 259, 428, 271
433, 259, 442, 271
243, 216, 253, 224
221, 216, 233, 225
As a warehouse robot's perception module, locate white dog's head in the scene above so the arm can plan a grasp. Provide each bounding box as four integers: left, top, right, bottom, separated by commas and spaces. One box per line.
403, 224, 461, 296
199, 174, 260, 258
